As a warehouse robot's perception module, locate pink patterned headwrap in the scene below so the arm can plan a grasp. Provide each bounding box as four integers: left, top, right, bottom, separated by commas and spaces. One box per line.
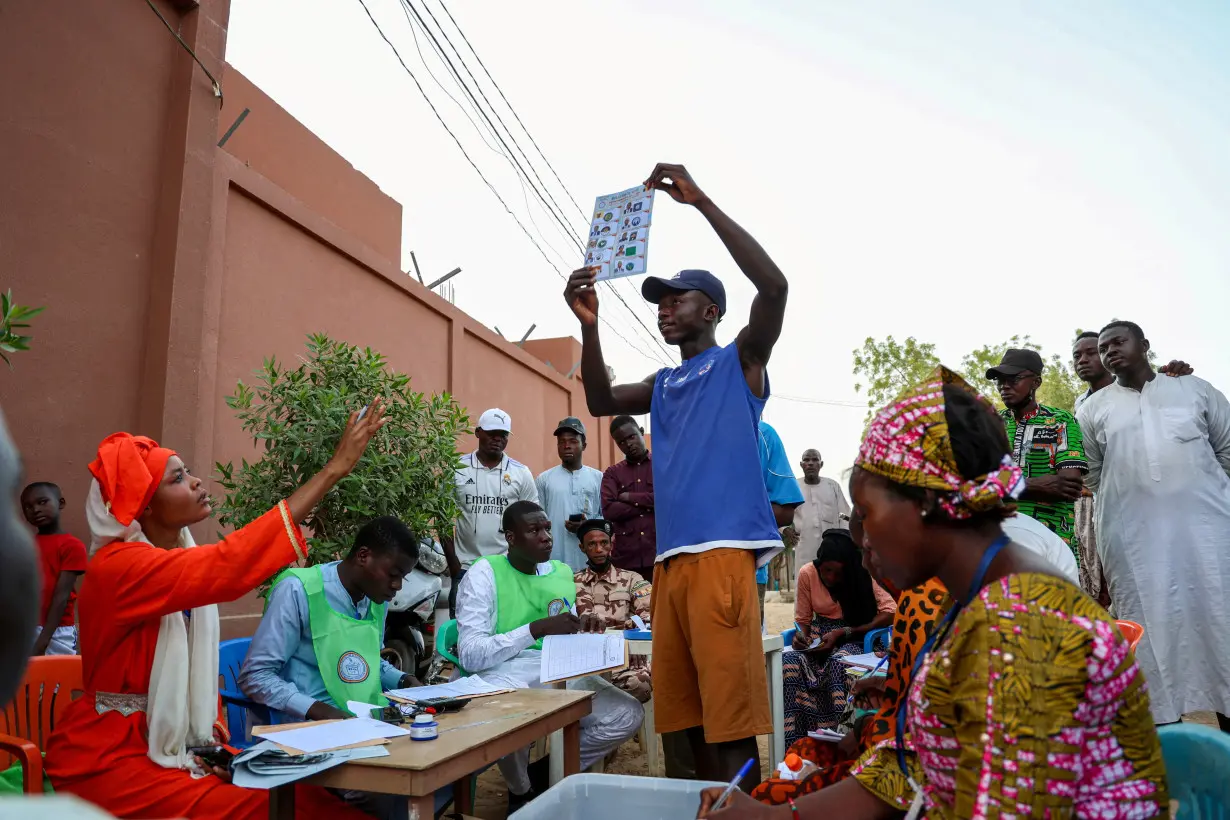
855, 366, 1024, 519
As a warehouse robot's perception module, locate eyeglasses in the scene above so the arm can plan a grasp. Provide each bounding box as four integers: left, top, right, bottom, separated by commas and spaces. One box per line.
993, 373, 1033, 387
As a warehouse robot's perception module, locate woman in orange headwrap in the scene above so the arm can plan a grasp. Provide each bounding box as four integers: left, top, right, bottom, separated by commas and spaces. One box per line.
45, 401, 389, 819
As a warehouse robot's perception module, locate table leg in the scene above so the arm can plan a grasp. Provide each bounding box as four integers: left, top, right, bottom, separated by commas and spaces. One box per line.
454, 773, 475, 816
407, 793, 434, 820
268, 783, 295, 820
767, 646, 785, 764
563, 720, 581, 776
548, 728, 565, 785
643, 696, 659, 775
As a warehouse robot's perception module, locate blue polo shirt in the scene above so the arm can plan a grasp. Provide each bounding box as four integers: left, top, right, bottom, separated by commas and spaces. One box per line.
756, 421, 805, 584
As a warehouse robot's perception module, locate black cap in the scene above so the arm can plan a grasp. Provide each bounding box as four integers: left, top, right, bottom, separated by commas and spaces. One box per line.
986, 348, 1045, 379
577, 518, 613, 541
641, 269, 726, 318
554, 417, 586, 438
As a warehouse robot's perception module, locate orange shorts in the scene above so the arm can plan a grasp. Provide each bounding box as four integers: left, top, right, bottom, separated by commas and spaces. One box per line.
651, 548, 771, 743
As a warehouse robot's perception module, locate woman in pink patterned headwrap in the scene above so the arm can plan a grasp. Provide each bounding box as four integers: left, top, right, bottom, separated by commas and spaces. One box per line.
699, 367, 1167, 820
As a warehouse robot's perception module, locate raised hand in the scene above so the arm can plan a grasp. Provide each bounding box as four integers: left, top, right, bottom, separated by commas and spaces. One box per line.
1160, 360, 1194, 377
328, 397, 390, 477
644, 163, 709, 207
564, 267, 600, 327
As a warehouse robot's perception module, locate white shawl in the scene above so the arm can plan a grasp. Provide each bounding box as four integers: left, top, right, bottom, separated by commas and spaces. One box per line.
85, 479, 220, 771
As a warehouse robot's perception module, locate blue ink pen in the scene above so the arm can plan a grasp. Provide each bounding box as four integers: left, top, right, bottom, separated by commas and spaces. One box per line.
712, 758, 756, 812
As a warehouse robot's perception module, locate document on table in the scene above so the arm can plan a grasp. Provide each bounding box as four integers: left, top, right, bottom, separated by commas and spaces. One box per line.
384, 674, 512, 704
254, 717, 408, 754
835, 652, 885, 670
231, 740, 390, 789
540, 632, 628, 683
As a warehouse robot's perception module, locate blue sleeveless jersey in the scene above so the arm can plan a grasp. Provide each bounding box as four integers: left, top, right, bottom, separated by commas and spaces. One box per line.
650, 342, 782, 562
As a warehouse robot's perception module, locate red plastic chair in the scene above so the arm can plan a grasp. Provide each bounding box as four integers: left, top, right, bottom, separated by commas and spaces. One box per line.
0, 655, 84, 793
1116, 619, 1144, 652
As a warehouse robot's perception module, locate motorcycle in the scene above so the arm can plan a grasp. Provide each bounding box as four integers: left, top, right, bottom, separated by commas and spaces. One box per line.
381, 537, 447, 682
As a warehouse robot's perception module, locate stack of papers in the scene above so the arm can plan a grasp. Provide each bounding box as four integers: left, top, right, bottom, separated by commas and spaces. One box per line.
254, 718, 408, 754
231, 741, 390, 789
836, 652, 886, 671
385, 674, 511, 704
808, 728, 846, 743
541, 632, 627, 684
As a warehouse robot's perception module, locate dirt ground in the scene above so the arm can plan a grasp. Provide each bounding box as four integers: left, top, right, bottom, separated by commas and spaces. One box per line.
467, 600, 1217, 818
468, 602, 796, 819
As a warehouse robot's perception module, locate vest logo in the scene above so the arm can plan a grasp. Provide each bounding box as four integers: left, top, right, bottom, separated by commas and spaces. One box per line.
337, 651, 370, 684
547, 598, 569, 616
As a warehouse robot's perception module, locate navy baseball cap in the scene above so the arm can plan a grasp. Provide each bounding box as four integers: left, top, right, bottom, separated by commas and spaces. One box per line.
641, 269, 726, 318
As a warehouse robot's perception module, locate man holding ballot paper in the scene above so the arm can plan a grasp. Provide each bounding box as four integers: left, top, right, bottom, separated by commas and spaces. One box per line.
565, 162, 790, 792
454, 500, 644, 812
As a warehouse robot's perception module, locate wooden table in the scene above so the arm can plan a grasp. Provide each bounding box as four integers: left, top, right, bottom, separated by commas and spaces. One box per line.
267, 688, 593, 820
625, 631, 786, 766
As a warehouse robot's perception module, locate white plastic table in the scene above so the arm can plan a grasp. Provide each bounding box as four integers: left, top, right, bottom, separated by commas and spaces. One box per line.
625, 630, 785, 771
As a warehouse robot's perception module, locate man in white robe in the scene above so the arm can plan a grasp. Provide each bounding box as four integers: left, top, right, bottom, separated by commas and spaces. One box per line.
1079, 320, 1230, 728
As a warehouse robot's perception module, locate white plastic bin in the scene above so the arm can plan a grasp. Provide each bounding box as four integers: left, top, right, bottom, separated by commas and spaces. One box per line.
509, 773, 726, 820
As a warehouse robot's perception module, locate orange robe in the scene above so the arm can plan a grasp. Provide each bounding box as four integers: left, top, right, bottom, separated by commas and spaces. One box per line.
45, 502, 369, 819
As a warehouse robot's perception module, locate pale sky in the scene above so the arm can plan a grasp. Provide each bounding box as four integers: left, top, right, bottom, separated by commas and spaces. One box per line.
227, 0, 1230, 494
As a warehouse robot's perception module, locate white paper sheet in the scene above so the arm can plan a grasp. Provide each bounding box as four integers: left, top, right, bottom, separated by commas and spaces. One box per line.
231, 740, 390, 789
630, 615, 647, 631
808, 729, 846, 743
584, 187, 656, 281
385, 674, 509, 702
254, 717, 408, 753
540, 632, 626, 683
835, 652, 886, 670
346, 700, 388, 719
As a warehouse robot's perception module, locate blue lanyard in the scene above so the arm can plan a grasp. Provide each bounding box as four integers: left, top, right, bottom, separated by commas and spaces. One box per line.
894, 534, 1010, 781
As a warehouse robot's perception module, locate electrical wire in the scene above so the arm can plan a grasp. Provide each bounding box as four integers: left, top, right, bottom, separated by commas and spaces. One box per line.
144, 0, 223, 103
353, 0, 666, 368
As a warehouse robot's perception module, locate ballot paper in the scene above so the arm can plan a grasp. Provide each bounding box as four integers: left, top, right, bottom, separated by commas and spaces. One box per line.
808, 728, 846, 743
584, 186, 655, 281
231, 740, 390, 789
384, 674, 511, 704
836, 652, 886, 670
630, 614, 648, 631
254, 717, 408, 754
540, 632, 628, 684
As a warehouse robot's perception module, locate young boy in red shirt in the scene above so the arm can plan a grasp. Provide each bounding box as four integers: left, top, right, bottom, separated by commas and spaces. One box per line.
22, 482, 87, 656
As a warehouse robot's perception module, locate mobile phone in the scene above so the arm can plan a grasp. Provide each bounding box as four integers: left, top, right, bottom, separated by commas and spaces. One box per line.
187, 745, 235, 769
369, 706, 406, 725
568, 513, 585, 522
414, 696, 469, 713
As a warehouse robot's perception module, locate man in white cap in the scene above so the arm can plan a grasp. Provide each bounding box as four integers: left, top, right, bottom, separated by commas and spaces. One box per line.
442, 408, 539, 617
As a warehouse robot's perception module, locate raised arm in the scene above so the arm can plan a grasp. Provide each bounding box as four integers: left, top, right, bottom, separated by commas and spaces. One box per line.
645, 163, 788, 397
564, 267, 656, 417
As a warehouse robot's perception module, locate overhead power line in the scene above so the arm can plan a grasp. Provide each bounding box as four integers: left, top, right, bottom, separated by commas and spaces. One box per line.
353, 0, 667, 367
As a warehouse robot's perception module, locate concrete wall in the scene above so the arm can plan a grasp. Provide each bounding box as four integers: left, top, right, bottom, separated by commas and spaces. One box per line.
2, 0, 622, 638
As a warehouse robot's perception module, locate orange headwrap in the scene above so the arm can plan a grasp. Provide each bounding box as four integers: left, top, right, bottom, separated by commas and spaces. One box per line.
88, 433, 177, 527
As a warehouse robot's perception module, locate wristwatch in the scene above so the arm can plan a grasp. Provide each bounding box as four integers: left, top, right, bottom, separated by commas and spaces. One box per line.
843, 626, 853, 638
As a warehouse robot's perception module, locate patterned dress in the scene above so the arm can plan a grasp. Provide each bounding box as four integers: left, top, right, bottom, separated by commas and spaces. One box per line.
852, 573, 1168, 819
999, 405, 1087, 563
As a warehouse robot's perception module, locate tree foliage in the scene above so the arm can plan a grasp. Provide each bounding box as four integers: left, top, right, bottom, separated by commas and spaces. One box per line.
854, 332, 1087, 417
1, 290, 45, 367
215, 334, 468, 583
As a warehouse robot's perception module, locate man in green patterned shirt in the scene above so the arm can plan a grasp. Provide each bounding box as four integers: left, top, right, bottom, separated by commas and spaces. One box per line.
987, 349, 1087, 565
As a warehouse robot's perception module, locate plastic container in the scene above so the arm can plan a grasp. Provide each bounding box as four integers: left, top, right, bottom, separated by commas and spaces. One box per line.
509, 773, 726, 820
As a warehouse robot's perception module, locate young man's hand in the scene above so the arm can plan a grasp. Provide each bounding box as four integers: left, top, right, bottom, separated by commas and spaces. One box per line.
306, 701, 351, 722
644, 163, 710, 207
564, 267, 601, 327
530, 612, 582, 639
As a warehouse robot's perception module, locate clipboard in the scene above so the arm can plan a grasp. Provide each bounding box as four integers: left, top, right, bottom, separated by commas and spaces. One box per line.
539, 635, 630, 685
250, 719, 394, 755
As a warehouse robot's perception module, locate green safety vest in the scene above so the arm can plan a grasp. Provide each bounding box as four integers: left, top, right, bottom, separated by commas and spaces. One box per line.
479, 554, 577, 651
270, 565, 386, 711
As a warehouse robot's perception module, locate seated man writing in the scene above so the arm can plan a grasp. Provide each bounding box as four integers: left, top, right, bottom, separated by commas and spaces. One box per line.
239, 516, 422, 819
573, 518, 653, 703
456, 501, 644, 812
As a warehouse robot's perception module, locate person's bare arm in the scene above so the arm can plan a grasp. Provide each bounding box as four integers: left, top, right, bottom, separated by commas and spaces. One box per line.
564, 267, 656, 417
285, 398, 390, 523
645, 163, 788, 398
31, 570, 83, 655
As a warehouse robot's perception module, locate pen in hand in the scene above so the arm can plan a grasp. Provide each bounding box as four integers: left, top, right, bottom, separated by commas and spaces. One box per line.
712, 757, 756, 812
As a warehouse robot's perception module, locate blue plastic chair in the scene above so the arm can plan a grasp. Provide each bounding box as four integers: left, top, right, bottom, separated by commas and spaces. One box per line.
218, 637, 272, 749
435, 619, 468, 676
1159, 723, 1230, 818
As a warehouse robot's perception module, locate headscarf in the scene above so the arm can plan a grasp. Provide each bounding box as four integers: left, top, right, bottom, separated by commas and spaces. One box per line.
86, 433, 220, 774
855, 366, 1024, 519
813, 528, 878, 628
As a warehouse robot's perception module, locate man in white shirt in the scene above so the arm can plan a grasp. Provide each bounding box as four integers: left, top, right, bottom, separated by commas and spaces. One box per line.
456, 500, 643, 811
1079, 320, 1230, 729
1001, 512, 1078, 584
442, 408, 538, 617
536, 417, 604, 572
788, 449, 850, 567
